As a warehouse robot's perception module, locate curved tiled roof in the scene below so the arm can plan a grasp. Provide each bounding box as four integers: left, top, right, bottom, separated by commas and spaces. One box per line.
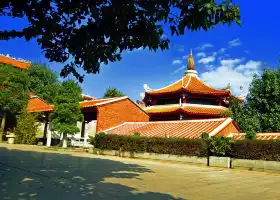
103, 118, 235, 138
145, 74, 230, 96
144, 104, 227, 117
27, 96, 54, 112
0, 55, 31, 69
28, 96, 130, 112
80, 96, 128, 108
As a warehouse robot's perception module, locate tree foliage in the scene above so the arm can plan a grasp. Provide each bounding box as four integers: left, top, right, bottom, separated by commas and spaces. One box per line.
51, 80, 83, 147
0, 0, 240, 81
14, 109, 38, 145
28, 64, 60, 104
230, 68, 280, 137
103, 87, 125, 98
0, 64, 29, 140
0, 64, 29, 114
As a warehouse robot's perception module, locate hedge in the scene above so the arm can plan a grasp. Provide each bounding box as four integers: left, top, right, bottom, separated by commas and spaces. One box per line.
232, 140, 280, 161
90, 134, 280, 161
90, 134, 208, 157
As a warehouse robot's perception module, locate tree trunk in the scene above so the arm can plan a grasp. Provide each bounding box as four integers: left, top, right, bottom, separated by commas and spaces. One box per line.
0, 112, 7, 143
62, 133, 68, 148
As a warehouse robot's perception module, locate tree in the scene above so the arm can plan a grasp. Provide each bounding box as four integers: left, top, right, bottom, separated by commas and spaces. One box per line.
28, 64, 60, 104
230, 67, 280, 138
103, 87, 125, 98
0, 64, 29, 142
0, 1, 240, 81
14, 109, 38, 145
51, 80, 83, 148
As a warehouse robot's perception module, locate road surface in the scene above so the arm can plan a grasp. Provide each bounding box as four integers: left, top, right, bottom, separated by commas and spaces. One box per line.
1, 144, 280, 200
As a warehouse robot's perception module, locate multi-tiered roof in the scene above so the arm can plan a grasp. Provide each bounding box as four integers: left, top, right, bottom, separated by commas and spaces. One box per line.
143, 50, 243, 120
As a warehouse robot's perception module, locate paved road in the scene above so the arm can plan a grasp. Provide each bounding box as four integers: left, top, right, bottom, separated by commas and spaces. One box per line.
1, 144, 280, 200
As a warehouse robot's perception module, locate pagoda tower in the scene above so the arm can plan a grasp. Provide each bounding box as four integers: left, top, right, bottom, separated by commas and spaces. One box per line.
142, 50, 243, 121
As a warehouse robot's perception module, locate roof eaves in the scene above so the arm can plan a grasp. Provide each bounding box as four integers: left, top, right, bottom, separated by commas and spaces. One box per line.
146, 78, 183, 93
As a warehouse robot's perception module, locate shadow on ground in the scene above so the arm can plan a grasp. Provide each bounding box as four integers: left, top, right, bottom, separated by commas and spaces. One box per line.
0, 147, 184, 200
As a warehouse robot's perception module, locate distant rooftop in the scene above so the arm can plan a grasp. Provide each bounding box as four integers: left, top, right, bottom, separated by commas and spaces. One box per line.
0, 54, 31, 69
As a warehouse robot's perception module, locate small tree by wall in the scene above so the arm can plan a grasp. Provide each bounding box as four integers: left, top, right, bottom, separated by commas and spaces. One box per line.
0, 64, 29, 142
51, 80, 83, 148
15, 109, 38, 145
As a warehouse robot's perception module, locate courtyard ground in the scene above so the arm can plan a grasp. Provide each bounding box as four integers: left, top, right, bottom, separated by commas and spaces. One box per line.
1, 144, 280, 200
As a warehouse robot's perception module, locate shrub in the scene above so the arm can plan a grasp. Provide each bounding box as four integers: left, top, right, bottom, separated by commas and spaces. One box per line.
201, 132, 209, 140
232, 140, 280, 161
133, 132, 141, 137
209, 136, 233, 157
15, 109, 38, 145
91, 134, 208, 157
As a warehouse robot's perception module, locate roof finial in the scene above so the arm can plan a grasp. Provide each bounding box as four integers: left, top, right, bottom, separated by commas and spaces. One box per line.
187, 49, 195, 71
185, 49, 198, 76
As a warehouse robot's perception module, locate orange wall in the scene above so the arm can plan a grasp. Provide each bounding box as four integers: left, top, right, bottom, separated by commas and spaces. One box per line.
96, 99, 149, 132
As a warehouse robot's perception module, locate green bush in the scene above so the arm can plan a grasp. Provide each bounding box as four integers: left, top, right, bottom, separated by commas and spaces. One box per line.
232, 140, 280, 161
90, 134, 208, 157
209, 136, 233, 157
15, 109, 38, 145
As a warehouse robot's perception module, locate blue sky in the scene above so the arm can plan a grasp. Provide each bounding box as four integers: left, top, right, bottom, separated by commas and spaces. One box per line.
1, 1, 280, 101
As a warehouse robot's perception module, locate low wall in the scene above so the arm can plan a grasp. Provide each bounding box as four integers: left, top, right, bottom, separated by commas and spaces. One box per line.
232, 159, 280, 173
93, 149, 208, 166
209, 156, 231, 168
89, 149, 280, 173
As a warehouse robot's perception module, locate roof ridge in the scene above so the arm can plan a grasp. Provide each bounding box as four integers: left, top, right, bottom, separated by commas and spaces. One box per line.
147, 78, 183, 92
209, 118, 233, 137
184, 75, 192, 88
121, 118, 226, 125
94, 96, 128, 106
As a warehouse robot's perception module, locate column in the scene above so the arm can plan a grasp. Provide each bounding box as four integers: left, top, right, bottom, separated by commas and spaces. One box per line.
183, 94, 187, 103
46, 122, 51, 147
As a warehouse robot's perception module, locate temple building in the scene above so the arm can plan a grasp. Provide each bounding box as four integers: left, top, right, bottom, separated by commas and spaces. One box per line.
142, 50, 244, 121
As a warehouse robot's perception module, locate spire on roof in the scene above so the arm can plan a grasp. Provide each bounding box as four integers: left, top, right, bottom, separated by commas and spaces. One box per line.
185, 49, 197, 76
187, 49, 195, 70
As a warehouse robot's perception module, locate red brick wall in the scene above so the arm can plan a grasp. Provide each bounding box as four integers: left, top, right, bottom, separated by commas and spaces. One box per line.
96, 99, 149, 132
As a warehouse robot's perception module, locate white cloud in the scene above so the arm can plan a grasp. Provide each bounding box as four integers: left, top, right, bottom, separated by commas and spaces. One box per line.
201, 58, 261, 96
220, 58, 242, 67
196, 52, 207, 58
198, 56, 215, 64
172, 65, 186, 74
235, 60, 262, 72
219, 48, 226, 53
172, 59, 182, 65
228, 38, 242, 47
196, 43, 214, 50
244, 50, 250, 54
